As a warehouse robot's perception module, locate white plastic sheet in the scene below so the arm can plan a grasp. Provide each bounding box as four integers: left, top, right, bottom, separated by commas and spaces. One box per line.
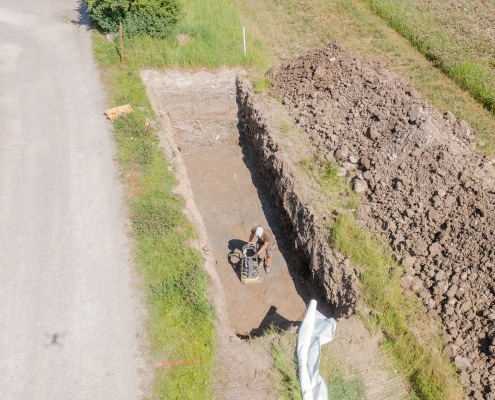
297, 299, 337, 400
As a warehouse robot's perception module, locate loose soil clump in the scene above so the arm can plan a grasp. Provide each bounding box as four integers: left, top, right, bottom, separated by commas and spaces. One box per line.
267, 42, 495, 399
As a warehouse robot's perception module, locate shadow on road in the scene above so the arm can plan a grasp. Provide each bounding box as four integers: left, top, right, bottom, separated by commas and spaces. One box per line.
72, 0, 91, 30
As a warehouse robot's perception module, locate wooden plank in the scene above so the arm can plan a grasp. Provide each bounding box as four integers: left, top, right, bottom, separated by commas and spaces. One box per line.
105, 104, 133, 121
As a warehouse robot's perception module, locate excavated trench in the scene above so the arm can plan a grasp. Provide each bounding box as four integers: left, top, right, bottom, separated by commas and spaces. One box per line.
141, 66, 409, 399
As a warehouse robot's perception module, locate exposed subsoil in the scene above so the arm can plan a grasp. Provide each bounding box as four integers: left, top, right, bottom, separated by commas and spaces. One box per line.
141, 68, 306, 399
141, 67, 408, 399
269, 42, 495, 399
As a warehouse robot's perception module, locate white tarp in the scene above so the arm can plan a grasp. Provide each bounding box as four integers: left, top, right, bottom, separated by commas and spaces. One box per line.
297, 299, 337, 400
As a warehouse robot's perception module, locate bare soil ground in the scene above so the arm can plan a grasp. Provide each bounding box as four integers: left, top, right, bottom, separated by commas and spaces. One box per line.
141, 67, 409, 399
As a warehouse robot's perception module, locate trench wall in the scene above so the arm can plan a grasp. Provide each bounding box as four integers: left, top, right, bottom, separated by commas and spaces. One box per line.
236, 77, 358, 316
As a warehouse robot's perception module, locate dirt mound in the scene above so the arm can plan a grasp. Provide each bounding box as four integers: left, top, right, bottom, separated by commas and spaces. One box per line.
270, 42, 495, 399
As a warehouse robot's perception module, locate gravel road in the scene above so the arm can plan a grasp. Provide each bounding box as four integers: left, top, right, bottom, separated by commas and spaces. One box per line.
0, 2, 150, 399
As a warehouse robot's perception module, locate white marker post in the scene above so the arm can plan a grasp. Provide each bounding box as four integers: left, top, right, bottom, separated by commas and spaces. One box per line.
243, 26, 246, 57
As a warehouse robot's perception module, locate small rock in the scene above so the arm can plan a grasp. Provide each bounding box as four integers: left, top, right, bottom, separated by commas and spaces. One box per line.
448, 327, 458, 337
349, 155, 359, 164
446, 285, 458, 298
456, 120, 471, 137
337, 167, 347, 177
429, 242, 442, 257
368, 126, 380, 140
444, 111, 456, 123
472, 391, 484, 400
428, 208, 441, 222
443, 343, 456, 359
410, 147, 422, 157
402, 256, 416, 269
444, 195, 456, 207
400, 276, 413, 290
353, 179, 368, 193
356, 204, 371, 220
435, 270, 446, 281
408, 106, 423, 123
335, 145, 349, 160
454, 355, 472, 370
459, 370, 470, 386
343, 161, 357, 172
459, 300, 472, 313
360, 156, 371, 169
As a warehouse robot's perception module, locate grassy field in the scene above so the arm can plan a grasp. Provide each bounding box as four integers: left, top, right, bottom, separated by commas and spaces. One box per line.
92, 0, 495, 398
365, 0, 495, 112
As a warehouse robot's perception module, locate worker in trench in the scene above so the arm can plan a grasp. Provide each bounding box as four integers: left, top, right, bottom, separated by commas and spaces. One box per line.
248, 226, 274, 275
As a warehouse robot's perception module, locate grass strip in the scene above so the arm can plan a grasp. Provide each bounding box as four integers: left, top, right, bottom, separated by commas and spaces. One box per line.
90, 0, 270, 396
94, 61, 216, 399
297, 151, 462, 398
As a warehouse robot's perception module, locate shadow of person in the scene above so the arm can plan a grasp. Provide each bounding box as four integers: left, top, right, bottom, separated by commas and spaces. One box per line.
227, 250, 242, 280
238, 305, 299, 338
228, 239, 247, 253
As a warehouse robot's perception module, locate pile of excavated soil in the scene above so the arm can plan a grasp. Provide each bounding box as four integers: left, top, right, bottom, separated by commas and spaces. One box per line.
270, 42, 495, 399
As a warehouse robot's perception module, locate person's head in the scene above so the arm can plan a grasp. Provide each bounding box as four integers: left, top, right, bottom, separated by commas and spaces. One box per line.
254, 226, 264, 238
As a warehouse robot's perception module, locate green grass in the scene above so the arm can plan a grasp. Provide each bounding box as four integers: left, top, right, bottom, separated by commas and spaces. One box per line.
252, 75, 272, 94
327, 376, 365, 400
363, 0, 495, 112
270, 329, 302, 400
319, 344, 366, 400
450, 61, 495, 112
96, 0, 269, 70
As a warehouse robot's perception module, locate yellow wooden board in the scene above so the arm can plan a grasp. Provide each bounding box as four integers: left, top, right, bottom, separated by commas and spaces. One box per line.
105, 104, 133, 121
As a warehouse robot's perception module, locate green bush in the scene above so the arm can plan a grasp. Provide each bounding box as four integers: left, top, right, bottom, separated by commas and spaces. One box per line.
87, 0, 180, 38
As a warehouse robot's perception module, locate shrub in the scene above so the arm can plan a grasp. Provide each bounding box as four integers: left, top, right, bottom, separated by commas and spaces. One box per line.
86, 0, 127, 33
86, 0, 180, 38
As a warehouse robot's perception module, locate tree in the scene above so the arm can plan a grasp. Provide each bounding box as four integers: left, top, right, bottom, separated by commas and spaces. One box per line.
86, 0, 180, 39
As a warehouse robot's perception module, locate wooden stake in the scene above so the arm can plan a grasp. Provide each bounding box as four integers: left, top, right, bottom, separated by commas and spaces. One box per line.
119, 22, 124, 63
